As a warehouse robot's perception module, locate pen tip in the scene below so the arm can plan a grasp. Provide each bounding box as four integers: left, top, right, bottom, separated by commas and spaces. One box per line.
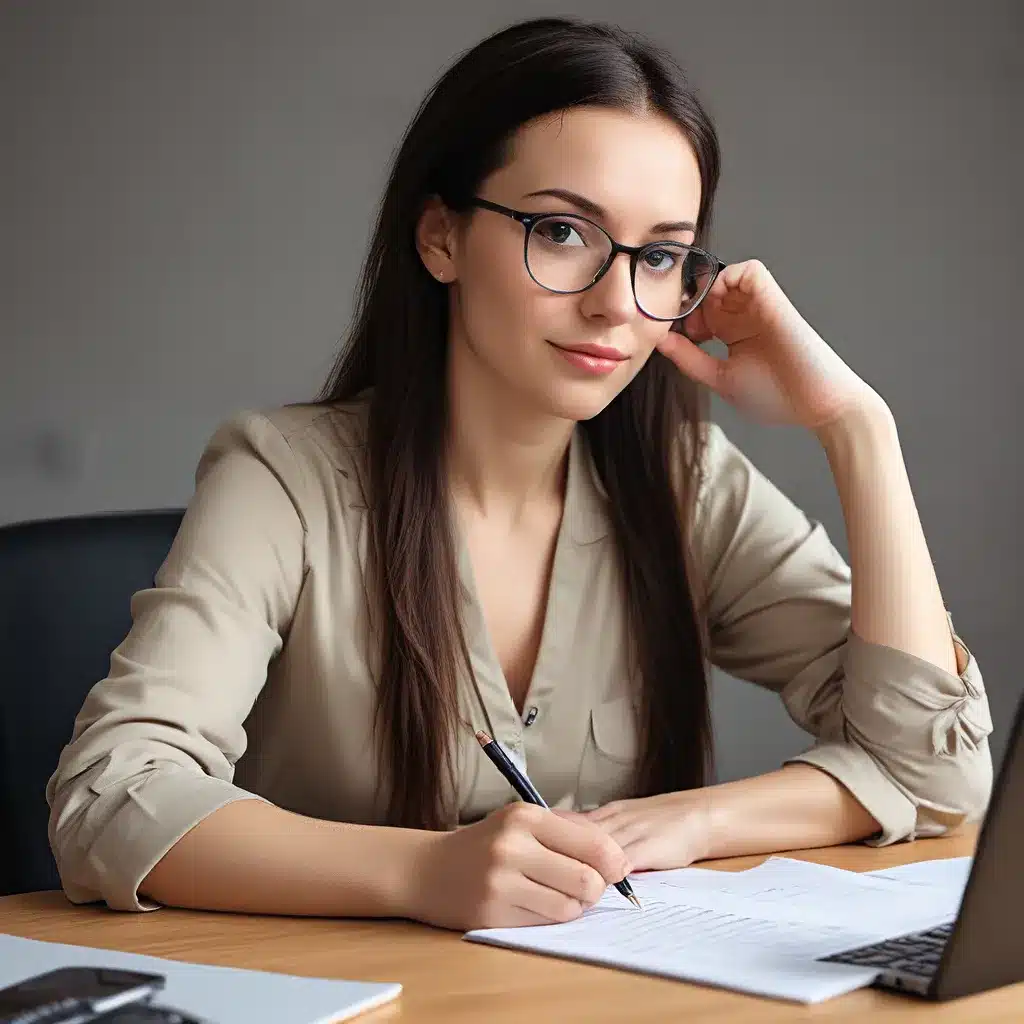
628, 893, 642, 910
475, 730, 492, 746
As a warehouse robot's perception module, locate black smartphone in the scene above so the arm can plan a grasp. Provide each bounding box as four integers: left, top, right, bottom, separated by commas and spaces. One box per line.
0, 966, 165, 1024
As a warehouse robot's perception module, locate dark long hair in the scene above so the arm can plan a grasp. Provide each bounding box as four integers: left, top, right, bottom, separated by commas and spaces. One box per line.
318, 17, 721, 830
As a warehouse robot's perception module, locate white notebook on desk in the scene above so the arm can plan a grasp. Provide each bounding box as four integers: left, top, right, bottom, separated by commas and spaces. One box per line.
0, 934, 401, 1024
465, 856, 969, 1004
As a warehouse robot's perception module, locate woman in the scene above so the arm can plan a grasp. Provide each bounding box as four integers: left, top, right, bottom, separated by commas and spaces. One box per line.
47, 17, 992, 932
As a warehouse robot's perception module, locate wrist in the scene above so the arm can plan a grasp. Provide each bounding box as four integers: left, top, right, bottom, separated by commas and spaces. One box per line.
814, 394, 897, 456
700, 785, 732, 862
387, 826, 448, 922
667, 788, 717, 863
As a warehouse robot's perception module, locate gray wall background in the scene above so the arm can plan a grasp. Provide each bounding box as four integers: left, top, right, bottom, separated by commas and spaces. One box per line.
2, 0, 1021, 783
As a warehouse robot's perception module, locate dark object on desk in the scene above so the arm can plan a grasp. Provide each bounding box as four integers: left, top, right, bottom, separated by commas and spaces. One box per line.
93, 1005, 211, 1023
474, 730, 641, 910
821, 688, 1024, 1000
0, 966, 164, 1023
0, 509, 185, 896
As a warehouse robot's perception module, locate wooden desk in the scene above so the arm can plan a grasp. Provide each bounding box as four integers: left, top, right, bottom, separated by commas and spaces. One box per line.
1, 827, 1017, 1022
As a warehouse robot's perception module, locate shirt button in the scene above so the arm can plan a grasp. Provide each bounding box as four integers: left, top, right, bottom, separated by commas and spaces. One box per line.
524, 706, 539, 727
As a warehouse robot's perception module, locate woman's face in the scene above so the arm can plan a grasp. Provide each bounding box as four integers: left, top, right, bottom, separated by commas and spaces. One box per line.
421, 106, 703, 423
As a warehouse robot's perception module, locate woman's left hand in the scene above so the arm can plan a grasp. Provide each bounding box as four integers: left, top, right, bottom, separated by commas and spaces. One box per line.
555, 791, 713, 873
656, 259, 886, 430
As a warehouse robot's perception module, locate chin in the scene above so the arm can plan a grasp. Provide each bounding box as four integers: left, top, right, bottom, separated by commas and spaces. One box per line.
542, 380, 624, 423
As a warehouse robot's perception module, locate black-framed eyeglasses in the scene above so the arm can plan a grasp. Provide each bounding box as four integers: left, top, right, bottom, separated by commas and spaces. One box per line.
467, 197, 726, 322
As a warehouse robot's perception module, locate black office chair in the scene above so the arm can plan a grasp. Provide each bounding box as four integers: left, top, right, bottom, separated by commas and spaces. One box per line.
0, 508, 185, 896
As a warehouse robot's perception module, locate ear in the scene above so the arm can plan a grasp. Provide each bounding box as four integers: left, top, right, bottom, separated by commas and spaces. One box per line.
415, 195, 458, 282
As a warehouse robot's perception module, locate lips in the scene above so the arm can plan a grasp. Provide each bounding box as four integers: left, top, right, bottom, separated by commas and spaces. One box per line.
552, 342, 629, 361
549, 341, 630, 377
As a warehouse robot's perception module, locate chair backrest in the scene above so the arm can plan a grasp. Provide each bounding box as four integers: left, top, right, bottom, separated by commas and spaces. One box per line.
0, 509, 184, 895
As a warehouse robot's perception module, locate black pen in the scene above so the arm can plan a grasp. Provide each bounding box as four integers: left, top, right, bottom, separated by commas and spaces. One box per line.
475, 730, 641, 910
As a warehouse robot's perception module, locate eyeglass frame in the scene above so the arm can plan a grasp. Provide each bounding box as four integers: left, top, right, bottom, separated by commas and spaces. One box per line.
464, 196, 726, 322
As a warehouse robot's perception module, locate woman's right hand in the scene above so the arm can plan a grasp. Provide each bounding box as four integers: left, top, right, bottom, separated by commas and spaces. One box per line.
405, 803, 632, 931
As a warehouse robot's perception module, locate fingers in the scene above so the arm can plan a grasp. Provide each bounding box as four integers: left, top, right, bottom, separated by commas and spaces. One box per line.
659, 302, 721, 387
517, 837, 610, 908
506, 875, 586, 926
470, 805, 632, 928
473, 868, 581, 929
550, 808, 589, 825
678, 304, 714, 344
613, 837, 659, 874
552, 808, 645, 872
580, 804, 645, 850
524, 805, 630, 884
596, 820, 648, 853
656, 331, 724, 391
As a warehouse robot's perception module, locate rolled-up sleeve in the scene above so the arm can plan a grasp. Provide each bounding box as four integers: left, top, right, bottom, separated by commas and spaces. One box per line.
45, 412, 309, 910
693, 422, 993, 845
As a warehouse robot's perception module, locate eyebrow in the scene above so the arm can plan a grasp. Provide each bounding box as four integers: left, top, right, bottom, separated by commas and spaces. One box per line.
522, 188, 697, 235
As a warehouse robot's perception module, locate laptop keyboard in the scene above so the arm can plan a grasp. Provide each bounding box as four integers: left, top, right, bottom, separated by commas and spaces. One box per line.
822, 922, 953, 976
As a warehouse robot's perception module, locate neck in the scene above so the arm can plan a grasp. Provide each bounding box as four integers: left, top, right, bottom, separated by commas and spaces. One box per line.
446, 335, 573, 523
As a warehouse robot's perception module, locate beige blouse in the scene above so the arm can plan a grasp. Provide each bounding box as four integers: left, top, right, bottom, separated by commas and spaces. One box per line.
46, 396, 994, 912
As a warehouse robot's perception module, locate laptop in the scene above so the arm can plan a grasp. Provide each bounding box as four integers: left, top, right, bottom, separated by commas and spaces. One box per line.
819, 690, 1024, 1000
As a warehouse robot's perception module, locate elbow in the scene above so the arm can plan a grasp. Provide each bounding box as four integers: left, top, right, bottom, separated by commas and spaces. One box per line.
900, 739, 995, 840
945, 739, 994, 826
46, 764, 110, 906
840, 631, 996, 839
917, 688, 996, 834
841, 704, 996, 842
47, 753, 256, 911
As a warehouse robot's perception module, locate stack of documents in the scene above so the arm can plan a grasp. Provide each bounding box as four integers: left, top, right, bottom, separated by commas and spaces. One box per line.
465, 856, 971, 1003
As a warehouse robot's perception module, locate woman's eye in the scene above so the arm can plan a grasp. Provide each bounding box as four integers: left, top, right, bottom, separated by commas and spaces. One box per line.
643, 249, 678, 271
537, 221, 585, 246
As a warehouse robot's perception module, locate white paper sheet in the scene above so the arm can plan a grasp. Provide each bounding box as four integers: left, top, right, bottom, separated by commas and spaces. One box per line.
0, 934, 401, 1024
465, 856, 963, 1004
867, 856, 973, 893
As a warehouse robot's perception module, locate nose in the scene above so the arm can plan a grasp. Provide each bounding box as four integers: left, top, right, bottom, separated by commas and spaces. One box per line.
578, 252, 636, 326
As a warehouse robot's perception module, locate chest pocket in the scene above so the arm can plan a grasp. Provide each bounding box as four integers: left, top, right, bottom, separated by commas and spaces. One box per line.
574, 695, 640, 811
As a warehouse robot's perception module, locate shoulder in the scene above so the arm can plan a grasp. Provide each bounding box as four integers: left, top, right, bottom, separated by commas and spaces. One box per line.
203, 393, 370, 477
196, 392, 373, 535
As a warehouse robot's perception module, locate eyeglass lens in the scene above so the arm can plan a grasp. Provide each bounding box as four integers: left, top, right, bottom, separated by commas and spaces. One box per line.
526, 215, 715, 320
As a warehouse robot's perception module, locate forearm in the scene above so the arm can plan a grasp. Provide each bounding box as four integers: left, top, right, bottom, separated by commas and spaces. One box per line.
140, 798, 436, 918
700, 763, 880, 861
816, 400, 958, 675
